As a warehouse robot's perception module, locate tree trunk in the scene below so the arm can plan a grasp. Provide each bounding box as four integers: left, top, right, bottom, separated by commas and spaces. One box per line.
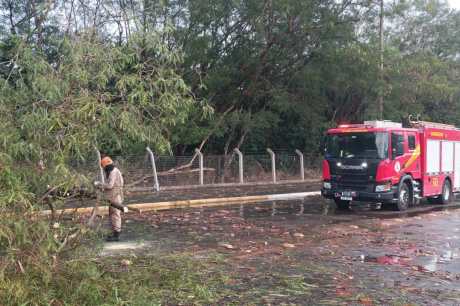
378, 0, 384, 119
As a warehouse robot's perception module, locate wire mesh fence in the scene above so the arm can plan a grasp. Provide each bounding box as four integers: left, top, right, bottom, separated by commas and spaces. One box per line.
276, 153, 302, 181
115, 154, 153, 189
68, 159, 99, 183
155, 155, 201, 187
245, 154, 273, 183
87, 149, 322, 192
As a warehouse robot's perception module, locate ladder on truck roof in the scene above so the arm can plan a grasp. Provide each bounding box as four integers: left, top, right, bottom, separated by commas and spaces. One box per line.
363, 120, 402, 128
408, 120, 457, 130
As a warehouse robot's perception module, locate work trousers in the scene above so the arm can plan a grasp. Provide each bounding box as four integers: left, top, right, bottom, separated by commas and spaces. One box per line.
109, 205, 122, 232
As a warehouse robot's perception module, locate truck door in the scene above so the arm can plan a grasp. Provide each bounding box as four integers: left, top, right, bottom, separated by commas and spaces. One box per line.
391, 132, 405, 182
404, 131, 421, 179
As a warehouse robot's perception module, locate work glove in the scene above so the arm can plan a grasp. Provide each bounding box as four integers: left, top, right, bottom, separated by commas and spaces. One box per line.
93, 181, 102, 188
109, 202, 128, 212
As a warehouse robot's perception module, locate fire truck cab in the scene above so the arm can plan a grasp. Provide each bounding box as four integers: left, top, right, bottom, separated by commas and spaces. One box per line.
321, 120, 460, 210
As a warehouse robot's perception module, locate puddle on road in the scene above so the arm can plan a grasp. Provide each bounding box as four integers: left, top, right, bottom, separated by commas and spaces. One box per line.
239, 197, 328, 218
102, 197, 460, 275
413, 253, 460, 273
386, 209, 460, 274
225, 198, 460, 276
235, 197, 460, 220
101, 241, 154, 256
339, 205, 460, 275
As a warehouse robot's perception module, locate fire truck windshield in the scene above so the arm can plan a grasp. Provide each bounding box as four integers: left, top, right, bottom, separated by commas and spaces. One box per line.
325, 132, 389, 159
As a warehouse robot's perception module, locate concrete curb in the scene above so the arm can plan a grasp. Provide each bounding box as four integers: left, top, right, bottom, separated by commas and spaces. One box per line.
129, 179, 320, 192
40, 191, 321, 216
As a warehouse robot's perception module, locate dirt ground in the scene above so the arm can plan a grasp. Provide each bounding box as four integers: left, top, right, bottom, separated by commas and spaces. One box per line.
96, 195, 460, 305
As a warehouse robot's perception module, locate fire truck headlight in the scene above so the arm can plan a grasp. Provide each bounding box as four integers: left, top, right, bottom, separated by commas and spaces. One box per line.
323, 181, 331, 189
375, 182, 392, 192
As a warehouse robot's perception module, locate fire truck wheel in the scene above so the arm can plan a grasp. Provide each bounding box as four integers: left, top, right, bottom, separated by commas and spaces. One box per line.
428, 179, 453, 204
440, 179, 452, 204
334, 199, 350, 210
396, 182, 411, 211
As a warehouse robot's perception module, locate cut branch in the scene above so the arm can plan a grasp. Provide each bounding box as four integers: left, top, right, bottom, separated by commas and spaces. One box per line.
159, 105, 235, 174
126, 167, 216, 187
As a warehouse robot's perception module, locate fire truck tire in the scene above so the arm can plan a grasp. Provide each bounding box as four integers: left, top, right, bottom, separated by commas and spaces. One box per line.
334, 199, 350, 210
395, 182, 411, 211
428, 179, 453, 204
439, 179, 453, 204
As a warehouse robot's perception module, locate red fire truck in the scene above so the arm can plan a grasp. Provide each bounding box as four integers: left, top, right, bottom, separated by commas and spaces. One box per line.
321, 120, 460, 210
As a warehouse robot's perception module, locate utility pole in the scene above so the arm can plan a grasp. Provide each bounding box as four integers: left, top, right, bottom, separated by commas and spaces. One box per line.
378, 0, 384, 119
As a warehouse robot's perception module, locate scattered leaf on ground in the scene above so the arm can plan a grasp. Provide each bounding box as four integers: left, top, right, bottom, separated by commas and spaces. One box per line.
358, 296, 374, 305
218, 243, 235, 249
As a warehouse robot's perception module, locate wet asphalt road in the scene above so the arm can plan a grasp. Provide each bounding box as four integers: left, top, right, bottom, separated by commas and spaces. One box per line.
105, 195, 460, 265
96, 195, 460, 305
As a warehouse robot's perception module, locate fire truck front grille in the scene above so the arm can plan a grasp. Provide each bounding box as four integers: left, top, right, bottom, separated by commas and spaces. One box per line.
332, 174, 370, 191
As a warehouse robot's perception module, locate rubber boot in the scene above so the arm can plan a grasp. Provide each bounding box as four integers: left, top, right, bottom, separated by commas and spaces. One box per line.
106, 231, 120, 242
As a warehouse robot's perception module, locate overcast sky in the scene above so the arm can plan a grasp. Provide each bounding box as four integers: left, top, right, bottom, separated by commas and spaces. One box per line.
449, 0, 460, 9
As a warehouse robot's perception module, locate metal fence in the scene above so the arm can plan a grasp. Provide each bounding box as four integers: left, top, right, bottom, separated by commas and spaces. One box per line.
90, 148, 322, 192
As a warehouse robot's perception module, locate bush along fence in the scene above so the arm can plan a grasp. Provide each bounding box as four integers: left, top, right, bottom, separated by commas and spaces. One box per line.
94, 148, 322, 193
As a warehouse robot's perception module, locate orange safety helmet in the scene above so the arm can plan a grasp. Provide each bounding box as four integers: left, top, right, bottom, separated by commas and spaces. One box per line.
100, 156, 113, 168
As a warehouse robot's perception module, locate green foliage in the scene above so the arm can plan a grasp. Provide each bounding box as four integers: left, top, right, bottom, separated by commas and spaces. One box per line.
1, 251, 228, 305
0, 29, 206, 197
0, 13, 206, 306
385, 53, 460, 123
1, 0, 460, 304
2, 32, 199, 158
168, 0, 367, 153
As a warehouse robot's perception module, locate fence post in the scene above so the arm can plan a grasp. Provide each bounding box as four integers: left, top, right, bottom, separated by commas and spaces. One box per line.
96, 148, 105, 184
295, 149, 305, 181
146, 147, 160, 192
234, 148, 244, 184
267, 148, 276, 183
195, 148, 204, 185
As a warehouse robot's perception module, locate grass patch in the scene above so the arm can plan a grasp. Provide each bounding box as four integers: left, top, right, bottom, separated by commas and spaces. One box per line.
1, 253, 231, 305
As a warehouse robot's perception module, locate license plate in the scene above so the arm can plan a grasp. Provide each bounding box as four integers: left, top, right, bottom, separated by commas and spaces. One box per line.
340, 191, 354, 201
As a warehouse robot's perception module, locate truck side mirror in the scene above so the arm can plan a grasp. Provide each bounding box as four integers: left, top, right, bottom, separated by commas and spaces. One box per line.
320, 136, 327, 154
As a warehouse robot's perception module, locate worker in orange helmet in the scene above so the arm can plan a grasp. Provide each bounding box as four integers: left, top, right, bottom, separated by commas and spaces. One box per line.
94, 156, 128, 242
